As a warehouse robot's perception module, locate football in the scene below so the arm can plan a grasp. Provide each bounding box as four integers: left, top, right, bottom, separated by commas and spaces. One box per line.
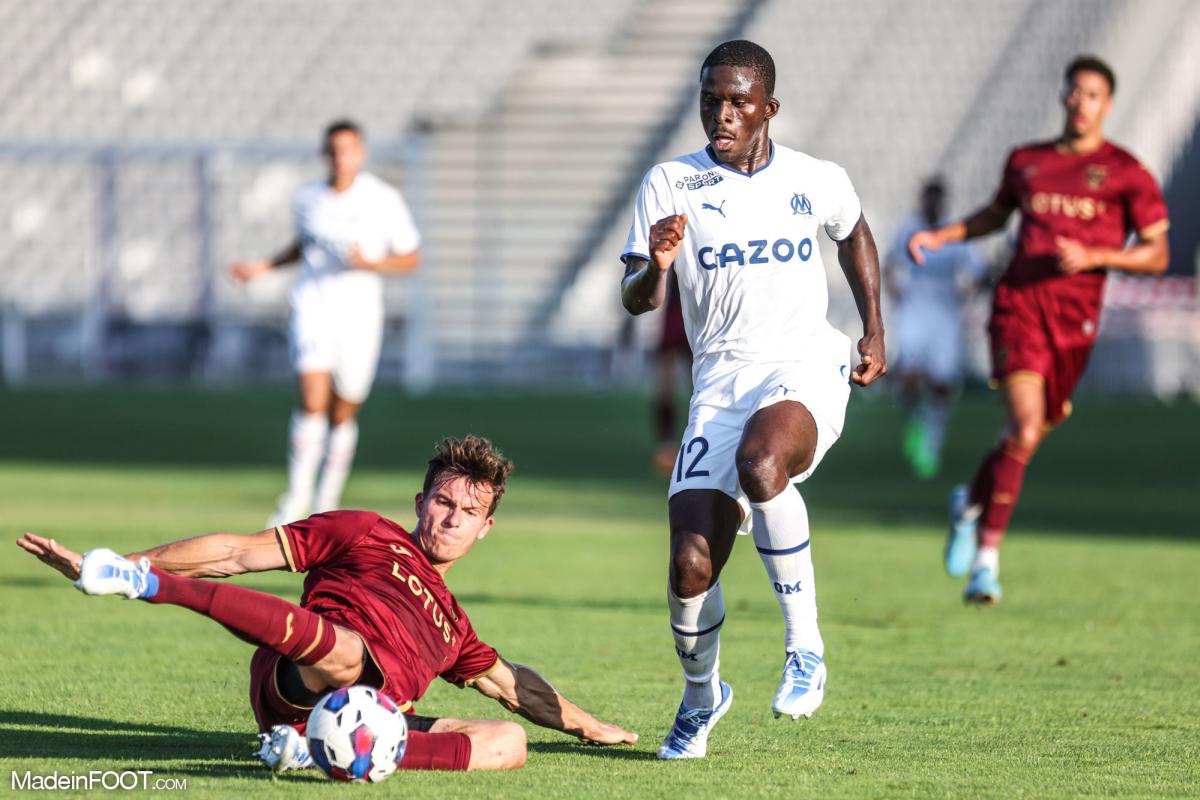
306, 686, 409, 782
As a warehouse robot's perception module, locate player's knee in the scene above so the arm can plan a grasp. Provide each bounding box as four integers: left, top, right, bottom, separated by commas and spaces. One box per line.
735, 449, 788, 502
1008, 423, 1043, 456
499, 721, 527, 769
669, 543, 713, 598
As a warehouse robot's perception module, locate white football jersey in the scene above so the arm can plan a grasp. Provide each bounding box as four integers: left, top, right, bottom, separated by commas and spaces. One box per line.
888, 214, 987, 314
292, 171, 420, 310
623, 142, 861, 363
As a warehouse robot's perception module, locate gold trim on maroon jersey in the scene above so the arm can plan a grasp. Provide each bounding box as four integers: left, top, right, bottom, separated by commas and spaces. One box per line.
275, 525, 297, 572
459, 655, 502, 689
1138, 219, 1169, 240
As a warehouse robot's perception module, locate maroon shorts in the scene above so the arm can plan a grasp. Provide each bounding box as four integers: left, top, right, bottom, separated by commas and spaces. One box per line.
248, 646, 416, 735
249, 648, 315, 734
989, 289, 1093, 425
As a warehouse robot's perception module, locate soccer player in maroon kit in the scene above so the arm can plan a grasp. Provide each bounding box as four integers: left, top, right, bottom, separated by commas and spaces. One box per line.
909, 55, 1169, 604
17, 436, 637, 772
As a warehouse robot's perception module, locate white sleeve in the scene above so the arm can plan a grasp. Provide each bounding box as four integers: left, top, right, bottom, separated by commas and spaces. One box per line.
621, 166, 672, 263
387, 189, 421, 254
821, 164, 863, 242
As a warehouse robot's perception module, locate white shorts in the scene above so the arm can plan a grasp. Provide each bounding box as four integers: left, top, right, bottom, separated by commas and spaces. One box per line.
668, 328, 853, 511
894, 305, 963, 386
289, 293, 383, 404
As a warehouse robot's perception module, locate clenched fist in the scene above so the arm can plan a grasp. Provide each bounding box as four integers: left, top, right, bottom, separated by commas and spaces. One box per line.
649, 214, 688, 271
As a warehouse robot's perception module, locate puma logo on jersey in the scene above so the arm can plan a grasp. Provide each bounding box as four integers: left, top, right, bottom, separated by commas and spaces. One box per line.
702, 200, 727, 218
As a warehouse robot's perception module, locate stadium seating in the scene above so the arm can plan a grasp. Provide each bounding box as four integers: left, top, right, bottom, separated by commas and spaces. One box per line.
0, 0, 1195, 390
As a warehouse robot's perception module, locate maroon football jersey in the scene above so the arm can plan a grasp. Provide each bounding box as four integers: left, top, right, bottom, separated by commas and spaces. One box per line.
276, 511, 499, 708
991, 140, 1168, 346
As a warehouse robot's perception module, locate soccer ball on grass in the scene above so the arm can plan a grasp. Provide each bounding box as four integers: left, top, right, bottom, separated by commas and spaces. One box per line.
306, 686, 408, 782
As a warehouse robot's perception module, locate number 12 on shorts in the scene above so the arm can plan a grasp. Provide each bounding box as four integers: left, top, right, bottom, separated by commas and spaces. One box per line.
676, 436, 710, 482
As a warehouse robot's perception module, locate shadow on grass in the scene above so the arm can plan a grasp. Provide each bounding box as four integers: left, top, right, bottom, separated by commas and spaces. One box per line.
528, 741, 658, 761
0, 710, 250, 763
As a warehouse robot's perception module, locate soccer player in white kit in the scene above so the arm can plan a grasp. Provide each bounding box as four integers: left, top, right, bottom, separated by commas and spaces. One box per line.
230, 121, 421, 525
620, 41, 886, 759
886, 178, 988, 479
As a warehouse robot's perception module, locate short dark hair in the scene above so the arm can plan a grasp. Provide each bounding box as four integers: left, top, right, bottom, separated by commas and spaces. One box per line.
1065, 55, 1116, 95
422, 435, 514, 515
323, 119, 363, 147
700, 39, 775, 96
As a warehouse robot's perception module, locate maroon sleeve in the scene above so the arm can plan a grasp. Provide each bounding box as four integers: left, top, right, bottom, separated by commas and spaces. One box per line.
441, 607, 500, 687
992, 149, 1022, 211
277, 511, 380, 572
1123, 161, 1169, 238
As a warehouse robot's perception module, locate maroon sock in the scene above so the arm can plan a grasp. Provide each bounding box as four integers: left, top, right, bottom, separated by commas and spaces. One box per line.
976, 444, 1031, 548
398, 731, 472, 771
145, 569, 336, 666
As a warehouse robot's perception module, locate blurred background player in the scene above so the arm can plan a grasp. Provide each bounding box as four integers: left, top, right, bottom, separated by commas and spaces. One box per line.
622, 40, 885, 759
886, 177, 988, 479
229, 120, 421, 526
652, 270, 692, 474
909, 56, 1170, 604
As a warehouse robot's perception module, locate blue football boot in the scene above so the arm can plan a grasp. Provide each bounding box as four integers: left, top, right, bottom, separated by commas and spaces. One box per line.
944, 484, 978, 577
656, 681, 733, 759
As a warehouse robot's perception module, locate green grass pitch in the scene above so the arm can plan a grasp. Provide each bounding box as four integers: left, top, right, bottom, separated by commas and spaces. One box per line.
1, 387, 1197, 798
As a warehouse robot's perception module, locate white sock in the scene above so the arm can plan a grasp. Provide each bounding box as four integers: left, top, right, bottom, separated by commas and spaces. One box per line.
313, 420, 359, 513
282, 411, 328, 516
749, 488, 823, 656
972, 546, 999, 575
667, 581, 724, 709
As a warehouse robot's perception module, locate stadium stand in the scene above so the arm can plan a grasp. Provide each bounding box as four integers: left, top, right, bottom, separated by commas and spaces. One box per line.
0, 0, 1195, 391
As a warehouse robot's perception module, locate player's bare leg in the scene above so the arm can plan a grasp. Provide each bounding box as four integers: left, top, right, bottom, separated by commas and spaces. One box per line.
272, 371, 335, 525
737, 400, 827, 719
959, 374, 1049, 603
659, 489, 740, 758
422, 717, 527, 771
313, 392, 362, 513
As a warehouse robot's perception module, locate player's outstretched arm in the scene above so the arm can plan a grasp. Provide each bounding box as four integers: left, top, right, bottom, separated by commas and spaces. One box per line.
471, 659, 638, 746
621, 214, 687, 315
908, 203, 1013, 265
228, 240, 302, 283
128, 529, 288, 577
15, 528, 288, 582
837, 216, 887, 387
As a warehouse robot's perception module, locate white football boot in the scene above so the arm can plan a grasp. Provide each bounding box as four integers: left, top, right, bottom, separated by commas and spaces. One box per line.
771, 649, 826, 720
254, 724, 314, 772
657, 681, 733, 759
74, 549, 156, 599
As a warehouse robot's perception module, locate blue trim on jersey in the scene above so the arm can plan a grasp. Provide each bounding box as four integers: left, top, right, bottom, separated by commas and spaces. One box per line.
671, 615, 725, 638
621, 251, 651, 264
705, 142, 775, 178
756, 539, 810, 556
